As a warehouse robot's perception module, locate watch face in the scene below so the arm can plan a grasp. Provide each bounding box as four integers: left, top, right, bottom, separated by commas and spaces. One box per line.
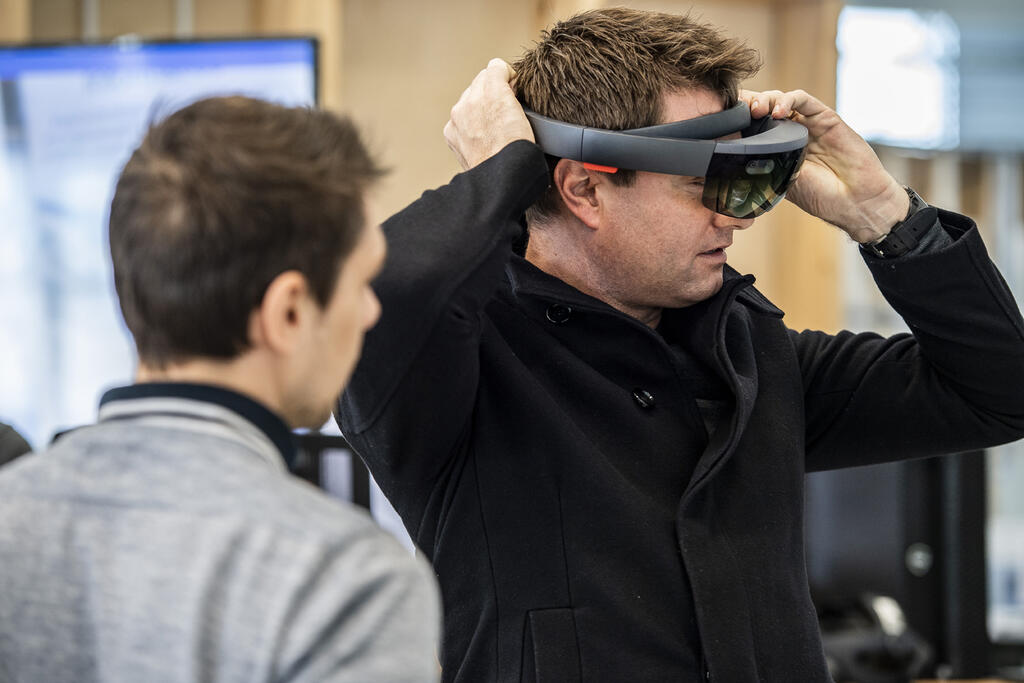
907, 188, 928, 215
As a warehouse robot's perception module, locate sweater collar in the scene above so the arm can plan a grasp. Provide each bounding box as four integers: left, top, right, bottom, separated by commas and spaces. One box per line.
99, 382, 297, 470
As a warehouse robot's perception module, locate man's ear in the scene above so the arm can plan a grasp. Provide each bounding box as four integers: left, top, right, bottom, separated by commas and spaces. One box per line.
248, 270, 313, 354
552, 159, 607, 230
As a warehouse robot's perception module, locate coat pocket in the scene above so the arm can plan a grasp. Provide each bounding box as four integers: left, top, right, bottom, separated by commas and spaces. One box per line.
521, 607, 581, 683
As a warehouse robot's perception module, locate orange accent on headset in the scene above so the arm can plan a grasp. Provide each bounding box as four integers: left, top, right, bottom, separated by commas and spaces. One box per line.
583, 162, 619, 174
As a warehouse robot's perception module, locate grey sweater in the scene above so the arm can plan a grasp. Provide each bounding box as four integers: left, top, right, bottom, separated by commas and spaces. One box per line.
0, 383, 441, 683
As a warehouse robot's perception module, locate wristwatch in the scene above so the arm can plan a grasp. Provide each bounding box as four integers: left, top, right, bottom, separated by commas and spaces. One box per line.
865, 186, 930, 258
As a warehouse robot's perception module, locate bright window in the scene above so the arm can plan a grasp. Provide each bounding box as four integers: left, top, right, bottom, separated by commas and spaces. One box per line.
836, 6, 959, 150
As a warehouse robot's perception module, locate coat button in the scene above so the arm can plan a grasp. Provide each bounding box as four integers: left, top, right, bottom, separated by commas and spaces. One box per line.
546, 303, 572, 324
632, 388, 655, 409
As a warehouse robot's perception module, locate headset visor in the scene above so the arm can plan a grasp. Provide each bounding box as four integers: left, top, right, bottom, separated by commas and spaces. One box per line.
702, 147, 806, 219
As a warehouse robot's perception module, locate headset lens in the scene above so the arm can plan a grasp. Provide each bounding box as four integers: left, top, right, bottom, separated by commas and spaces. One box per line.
702, 148, 806, 219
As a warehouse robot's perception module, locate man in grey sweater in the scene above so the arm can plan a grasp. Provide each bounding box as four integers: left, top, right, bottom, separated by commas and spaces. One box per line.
0, 96, 441, 682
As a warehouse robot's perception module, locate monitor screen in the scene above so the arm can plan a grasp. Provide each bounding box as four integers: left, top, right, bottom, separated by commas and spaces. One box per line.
0, 37, 317, 451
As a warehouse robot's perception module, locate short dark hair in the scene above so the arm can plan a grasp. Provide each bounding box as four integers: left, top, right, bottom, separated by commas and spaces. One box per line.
513, 7, 762, 224
109, 96, 384, 367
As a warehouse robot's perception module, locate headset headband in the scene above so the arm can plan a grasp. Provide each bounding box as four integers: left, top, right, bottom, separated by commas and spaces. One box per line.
523, 102, 808, 176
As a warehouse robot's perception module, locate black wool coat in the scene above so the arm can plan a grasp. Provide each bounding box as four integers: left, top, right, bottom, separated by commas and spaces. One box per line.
338, 141, 1024, 682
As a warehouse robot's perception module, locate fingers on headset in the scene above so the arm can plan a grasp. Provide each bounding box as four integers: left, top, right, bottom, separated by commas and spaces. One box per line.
784, 90, 833, 119
752, 90, 787, 118
743, 88, 829, 120
743, 89, 785, 118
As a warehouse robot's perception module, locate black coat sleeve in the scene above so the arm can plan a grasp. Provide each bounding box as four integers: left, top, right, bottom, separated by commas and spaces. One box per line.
796, 207, 1024, 471
0, 423, 32, 467
336, 141, 550, 529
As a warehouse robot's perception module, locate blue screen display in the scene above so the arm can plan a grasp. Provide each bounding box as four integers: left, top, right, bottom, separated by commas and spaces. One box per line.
0, 39, 316, 79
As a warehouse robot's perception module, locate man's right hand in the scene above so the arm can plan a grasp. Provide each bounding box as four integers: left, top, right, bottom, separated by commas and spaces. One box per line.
738, 88, 909, 244
444, 58, 534, 170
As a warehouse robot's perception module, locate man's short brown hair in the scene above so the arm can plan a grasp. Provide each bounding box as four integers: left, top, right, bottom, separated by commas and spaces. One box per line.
109, 96, 384, 367
513, 7, 761, 224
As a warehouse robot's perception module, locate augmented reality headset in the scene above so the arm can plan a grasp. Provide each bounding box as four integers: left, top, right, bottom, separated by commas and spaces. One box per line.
523, 102, 808, 219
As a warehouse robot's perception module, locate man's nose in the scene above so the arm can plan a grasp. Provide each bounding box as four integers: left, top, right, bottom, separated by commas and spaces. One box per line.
711, 209, 755, 231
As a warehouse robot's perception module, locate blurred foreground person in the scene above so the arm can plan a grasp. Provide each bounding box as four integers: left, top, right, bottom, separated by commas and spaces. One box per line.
337, 9, 1024, 682
0, 96, 440, 683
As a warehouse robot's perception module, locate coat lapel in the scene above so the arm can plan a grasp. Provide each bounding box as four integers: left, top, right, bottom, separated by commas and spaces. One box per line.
678, 273, 769, 501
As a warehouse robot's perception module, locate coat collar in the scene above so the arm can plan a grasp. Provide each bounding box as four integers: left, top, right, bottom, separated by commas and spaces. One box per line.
505, 255, 785, 320
504, 253, 779, 504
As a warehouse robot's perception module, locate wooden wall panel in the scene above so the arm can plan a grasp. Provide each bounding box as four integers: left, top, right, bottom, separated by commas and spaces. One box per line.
959, 156, 986, 226
535, 0, 602, 31
0, 0, 30, 41
760, 0, 844, 334
340, 0, 537, 218
252, 0, 343, 110
193, 0, 252, 36
28, 0, 80, 41
98, 0, 174, 38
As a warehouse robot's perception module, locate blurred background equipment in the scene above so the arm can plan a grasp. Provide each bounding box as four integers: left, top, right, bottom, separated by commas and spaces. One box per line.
806, 454, 993, 679
818, 593, 932, 683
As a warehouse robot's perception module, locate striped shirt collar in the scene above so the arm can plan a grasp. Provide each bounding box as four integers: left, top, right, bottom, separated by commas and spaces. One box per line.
98, 383, 297, 470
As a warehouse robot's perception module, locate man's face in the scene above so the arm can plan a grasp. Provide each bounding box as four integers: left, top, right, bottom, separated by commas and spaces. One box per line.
288, 220, 386, 429
589, 88, 755, 314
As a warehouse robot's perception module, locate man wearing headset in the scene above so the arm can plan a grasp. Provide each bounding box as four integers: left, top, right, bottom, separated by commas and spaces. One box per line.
338, 8, 1024, 682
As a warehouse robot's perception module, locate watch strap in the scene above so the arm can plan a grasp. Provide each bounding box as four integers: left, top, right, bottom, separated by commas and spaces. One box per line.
865, 186, 930, 258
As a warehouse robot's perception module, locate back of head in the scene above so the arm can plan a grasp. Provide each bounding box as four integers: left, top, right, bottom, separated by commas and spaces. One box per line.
109, 96, 383, 368
513, 7, 762, 222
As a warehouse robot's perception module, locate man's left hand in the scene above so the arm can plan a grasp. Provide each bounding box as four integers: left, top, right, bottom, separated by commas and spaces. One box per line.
738, 89, 909, 243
